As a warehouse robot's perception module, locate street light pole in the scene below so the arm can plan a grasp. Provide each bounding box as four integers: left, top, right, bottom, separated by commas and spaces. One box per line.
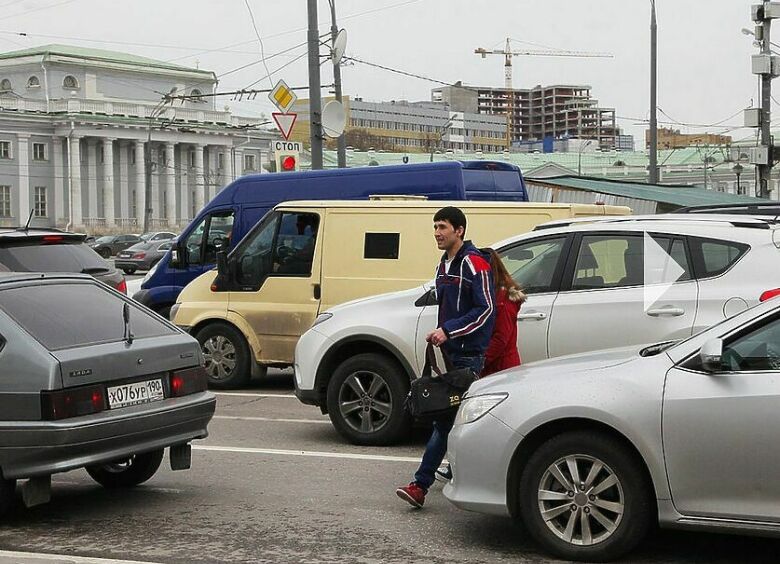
578, 139, 593, 176
759, 0, 774, 198
648, 0, 659, 184
307, 0, 324, 170
329, 0, 346, 168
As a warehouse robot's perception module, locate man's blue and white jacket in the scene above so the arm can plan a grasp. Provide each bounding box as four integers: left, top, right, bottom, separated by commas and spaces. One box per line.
435, 241, 496, 358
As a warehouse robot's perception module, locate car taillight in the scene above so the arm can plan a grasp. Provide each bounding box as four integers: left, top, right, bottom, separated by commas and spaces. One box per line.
41, 385, 106, 420
116, 279, 127, 294
170, 366, 208, 397
132, 252, 146, 259
760, 288, 780, 302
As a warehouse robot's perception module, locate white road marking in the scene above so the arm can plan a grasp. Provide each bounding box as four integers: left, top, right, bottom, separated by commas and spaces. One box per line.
0, 550, 162, 564
193, 445, 421, 463
213, 392, 296, 398
214, 415, 330, 425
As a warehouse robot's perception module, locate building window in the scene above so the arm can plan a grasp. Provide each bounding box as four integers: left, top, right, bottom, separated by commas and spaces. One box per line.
131, 190, 136, 218
33, 187, 47, 217
0, 186, 10, 217
27, 76, 40, 89
217, 152, 224, 169
189, 151, 196, 168
99, 146, 104, 164
32, 143, 46, 161
0, 141, 10, 159
130, 149, 136, 165
0, 78, 11, 92
244, 154, 256, 171
63, 75, 79, 90
191, 89, 203, 102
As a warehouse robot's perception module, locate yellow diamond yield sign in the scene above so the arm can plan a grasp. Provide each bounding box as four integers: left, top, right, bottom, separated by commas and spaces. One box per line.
268, 79, 297, 113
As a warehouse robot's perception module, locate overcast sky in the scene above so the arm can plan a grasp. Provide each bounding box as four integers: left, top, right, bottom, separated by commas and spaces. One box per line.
0, 0, 763, 145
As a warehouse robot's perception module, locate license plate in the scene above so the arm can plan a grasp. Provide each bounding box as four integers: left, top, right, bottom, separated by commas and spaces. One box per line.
118, 252, 131, 257
107, 379, 164, 409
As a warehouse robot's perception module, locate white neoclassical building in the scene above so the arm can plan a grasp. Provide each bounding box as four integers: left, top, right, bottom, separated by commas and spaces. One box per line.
0, 44, 277, 232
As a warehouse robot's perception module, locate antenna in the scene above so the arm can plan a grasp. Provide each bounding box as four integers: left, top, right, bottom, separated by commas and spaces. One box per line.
20, 208, 34, 231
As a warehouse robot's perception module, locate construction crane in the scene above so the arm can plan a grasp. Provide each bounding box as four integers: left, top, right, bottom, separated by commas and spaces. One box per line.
475, 38, 613, 146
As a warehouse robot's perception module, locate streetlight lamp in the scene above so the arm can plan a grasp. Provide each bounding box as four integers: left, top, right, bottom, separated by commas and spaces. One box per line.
742, 27, 780, 53
430, 118, 454, 162
578, 139, 594, 176
733, 162, 744, 195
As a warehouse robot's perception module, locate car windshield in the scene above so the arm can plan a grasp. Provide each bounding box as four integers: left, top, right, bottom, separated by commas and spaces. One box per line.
0, 281, 177, 350
95, 236, 114, 243
0, 242, 109, 273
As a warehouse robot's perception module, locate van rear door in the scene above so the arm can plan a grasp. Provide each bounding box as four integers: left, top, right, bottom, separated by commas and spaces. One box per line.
227, 208, 324, 365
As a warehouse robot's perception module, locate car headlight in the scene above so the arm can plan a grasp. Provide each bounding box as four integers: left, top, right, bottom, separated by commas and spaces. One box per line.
455, 393, 509, 425
312, 312, 333, 328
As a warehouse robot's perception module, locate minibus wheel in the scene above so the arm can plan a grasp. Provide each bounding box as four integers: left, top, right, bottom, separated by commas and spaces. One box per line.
195, 322, 251, 388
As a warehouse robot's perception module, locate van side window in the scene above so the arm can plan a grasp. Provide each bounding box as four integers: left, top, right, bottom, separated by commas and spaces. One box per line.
364, 233, 400, 259
274, 213, 319, 276
183, 211, 234, 266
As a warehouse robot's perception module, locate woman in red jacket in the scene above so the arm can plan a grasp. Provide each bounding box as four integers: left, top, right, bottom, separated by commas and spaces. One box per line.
482, 249, 526, 377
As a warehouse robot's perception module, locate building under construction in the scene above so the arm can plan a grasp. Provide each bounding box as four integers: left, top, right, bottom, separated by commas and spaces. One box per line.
432, 83, 620, 150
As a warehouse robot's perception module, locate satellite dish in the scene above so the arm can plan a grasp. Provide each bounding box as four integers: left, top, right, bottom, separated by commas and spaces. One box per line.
332, 29, 348, 66
321, 100, 346, 138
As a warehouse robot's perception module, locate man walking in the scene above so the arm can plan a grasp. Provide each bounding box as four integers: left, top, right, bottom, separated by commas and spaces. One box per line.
396, 206, 495, 508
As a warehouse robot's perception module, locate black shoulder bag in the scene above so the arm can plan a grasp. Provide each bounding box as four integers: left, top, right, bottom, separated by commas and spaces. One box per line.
404, 343, 478, 419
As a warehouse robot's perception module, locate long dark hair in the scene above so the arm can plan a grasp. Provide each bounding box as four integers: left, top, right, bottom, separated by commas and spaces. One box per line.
486, 248, 526, 304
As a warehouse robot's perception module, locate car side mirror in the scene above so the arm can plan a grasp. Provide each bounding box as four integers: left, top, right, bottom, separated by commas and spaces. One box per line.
699, 338, 724, 373
515, 249, 534, 260
170, 247, 181, 267
216, 250, 228, 277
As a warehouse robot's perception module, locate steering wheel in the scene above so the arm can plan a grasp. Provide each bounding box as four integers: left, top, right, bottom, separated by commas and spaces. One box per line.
276, 245, 296, 263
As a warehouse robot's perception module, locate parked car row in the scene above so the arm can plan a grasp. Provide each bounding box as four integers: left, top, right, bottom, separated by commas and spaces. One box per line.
89, 231, 176, 261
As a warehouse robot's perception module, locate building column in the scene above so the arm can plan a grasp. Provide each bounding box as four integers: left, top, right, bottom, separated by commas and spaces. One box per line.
134, 140, 145, 227
235, 148, 244, 180
53, 137, 64, 225
119, 141, 130, 222
178, 144, 189, 223
150, 144, 160, 220
69, 136, 82, 227
103, 138, 116, 226
225, 144, 234, 184
194, 144, 205, 213
164, 141, 176, 227
86, 139, 99, 220
16, 133, 30, 224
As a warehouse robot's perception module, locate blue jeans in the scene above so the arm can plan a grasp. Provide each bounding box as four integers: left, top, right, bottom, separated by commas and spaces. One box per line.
413, 354, 484, 491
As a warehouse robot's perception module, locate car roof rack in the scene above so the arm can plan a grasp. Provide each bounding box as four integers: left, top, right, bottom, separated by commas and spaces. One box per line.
534, 214, 780, 231
675, 202, 780, 214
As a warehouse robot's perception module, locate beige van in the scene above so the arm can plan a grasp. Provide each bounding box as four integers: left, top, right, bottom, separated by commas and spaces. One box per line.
172, 199, 630, 388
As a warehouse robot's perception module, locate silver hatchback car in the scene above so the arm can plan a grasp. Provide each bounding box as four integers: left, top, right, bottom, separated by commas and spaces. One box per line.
445, 296, 780, 561
0, 273, 215, 516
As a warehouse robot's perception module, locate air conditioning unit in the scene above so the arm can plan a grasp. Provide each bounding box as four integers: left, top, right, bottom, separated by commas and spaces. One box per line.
744, 108, 762, 128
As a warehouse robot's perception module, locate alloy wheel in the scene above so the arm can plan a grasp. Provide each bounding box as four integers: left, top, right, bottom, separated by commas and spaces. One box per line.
202, 335, 237, 381
338, 370, 393, 434
537, 454, 625, 546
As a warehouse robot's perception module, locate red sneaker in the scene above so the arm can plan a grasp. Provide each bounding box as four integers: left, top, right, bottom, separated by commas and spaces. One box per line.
396, 482, 426, 508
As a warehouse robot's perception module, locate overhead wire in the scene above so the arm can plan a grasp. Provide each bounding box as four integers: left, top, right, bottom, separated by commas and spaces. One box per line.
0, 0, 79, 22
243, 0, 274, 91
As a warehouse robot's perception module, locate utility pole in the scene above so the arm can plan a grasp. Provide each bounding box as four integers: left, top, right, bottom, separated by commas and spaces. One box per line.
307, 0, 324, 170
760, 1, 774, 198
329, 0, 346, 168
648, 0, 659, 184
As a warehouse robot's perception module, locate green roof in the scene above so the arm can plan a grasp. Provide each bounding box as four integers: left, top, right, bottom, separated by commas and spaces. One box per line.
533, 176, 768, 208
0, 44, 213, 76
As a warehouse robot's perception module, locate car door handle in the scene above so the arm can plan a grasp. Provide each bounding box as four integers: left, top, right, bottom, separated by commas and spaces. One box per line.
646, 306, 685, 317
517, 311, 547, 321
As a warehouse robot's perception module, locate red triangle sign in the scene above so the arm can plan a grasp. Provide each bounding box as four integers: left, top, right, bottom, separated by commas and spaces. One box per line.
272, 112, 297, 140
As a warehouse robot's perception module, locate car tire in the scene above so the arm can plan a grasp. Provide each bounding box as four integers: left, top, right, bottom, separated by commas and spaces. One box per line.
122, 267, 137, 275
518, 431, 653, 562
326, 353, 412, 446
195, 322, 251, 389
86, 449, 164, 489
156, 305, 172, 320
0, 478, 16, 517
99, 248, 111, 259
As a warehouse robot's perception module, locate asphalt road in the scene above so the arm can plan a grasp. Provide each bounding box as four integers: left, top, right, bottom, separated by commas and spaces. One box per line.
0, 369, 779, 564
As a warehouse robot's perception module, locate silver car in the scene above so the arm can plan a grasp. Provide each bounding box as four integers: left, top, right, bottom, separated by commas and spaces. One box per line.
444, 296, 780, 561
0, 272, 215, 516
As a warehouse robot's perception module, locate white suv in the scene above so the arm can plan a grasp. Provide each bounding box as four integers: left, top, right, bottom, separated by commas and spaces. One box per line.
294, 215, 780, 445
